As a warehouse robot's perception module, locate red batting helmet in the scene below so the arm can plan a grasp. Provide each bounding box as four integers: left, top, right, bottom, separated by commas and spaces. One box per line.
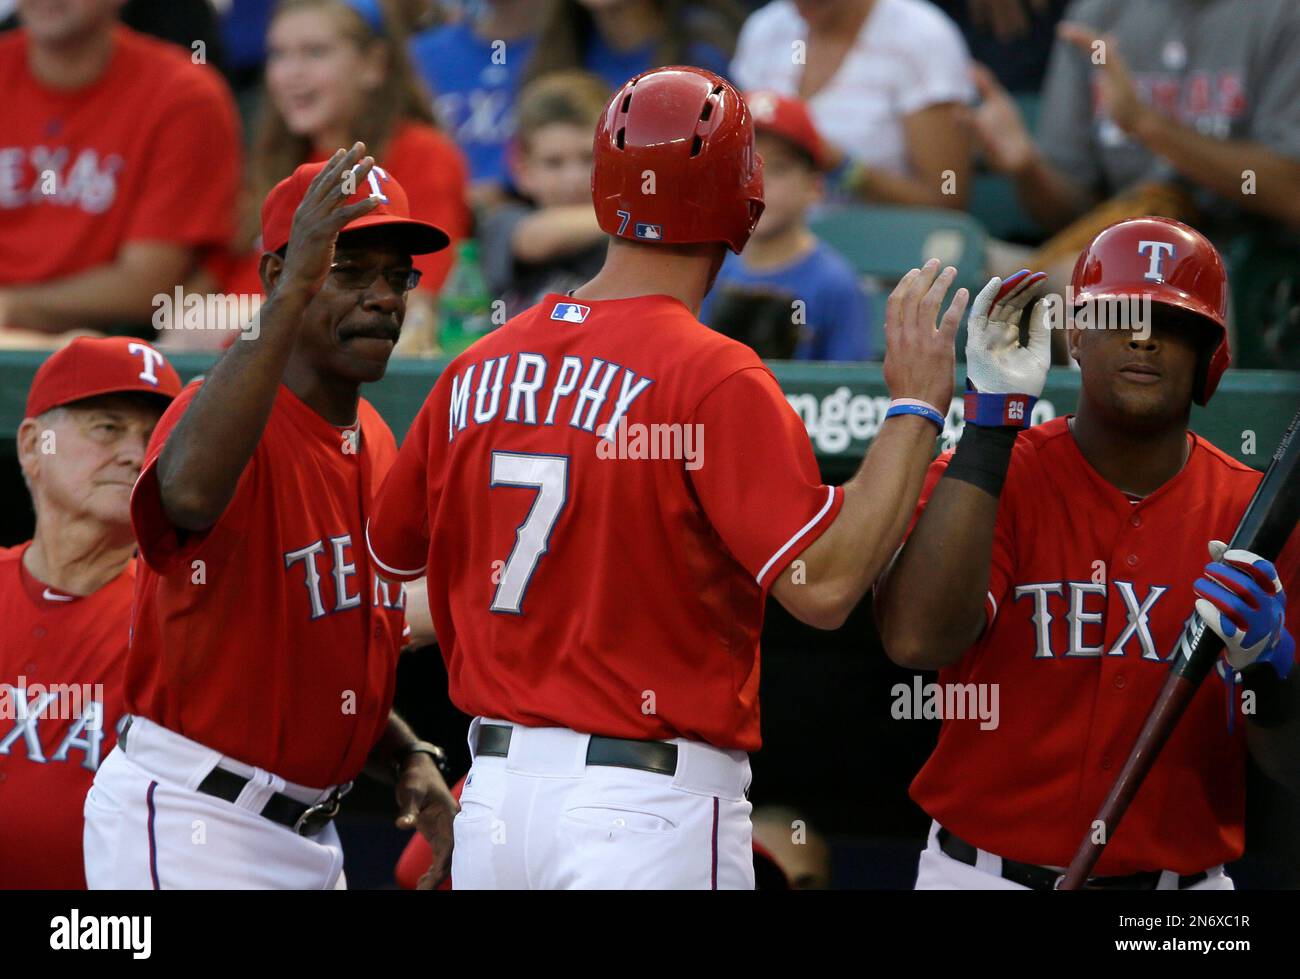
1070, 216, 1230, 405
592, 66, 764, 254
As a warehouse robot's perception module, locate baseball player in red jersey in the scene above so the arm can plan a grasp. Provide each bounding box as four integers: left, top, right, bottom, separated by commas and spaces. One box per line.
0, 337, 180, 888
366, 66, 970, 889
876, 216, 1300, 889
83, 145, 458, 889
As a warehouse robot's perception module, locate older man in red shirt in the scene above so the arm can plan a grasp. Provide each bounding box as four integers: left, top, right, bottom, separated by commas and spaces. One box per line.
0, 336, 181, 888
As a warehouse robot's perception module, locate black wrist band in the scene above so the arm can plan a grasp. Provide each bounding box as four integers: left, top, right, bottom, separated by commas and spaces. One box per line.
944, 424, 1019, 497
392, 740, 449, 777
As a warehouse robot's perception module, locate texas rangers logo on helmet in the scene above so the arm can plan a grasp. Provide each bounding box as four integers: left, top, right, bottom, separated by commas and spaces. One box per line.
1137, 240, 1175, 282
550, 302, 591, 323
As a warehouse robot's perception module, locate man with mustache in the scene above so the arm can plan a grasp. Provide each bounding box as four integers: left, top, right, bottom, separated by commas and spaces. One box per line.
876, 216, 1299, 889
83, 144, 457, 889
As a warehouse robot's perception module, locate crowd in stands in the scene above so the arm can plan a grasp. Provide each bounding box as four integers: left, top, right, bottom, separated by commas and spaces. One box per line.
0, 0, 1296, 367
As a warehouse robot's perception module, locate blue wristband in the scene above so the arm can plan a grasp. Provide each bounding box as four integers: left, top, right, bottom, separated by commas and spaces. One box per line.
963, 380, 1037, 428
885, 403, 945, 430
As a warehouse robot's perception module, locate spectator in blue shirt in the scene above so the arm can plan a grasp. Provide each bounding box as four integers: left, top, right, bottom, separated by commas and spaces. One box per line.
701, 91, 872, 361
409, 0, 542, 207
524, 0, 741, 90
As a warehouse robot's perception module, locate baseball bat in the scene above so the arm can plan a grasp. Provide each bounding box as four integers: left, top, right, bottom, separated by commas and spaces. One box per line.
1058, 407, 1300, 890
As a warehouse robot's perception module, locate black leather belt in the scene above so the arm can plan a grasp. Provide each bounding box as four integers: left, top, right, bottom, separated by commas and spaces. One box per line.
196, 768, 346, 837
475, 724, 678, 776
119, 717, 345, 837
937, 827, 1210, 891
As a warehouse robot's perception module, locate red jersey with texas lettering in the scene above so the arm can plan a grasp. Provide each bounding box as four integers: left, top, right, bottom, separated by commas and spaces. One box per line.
909, 416, 1300, 876
0, 26, 240, 314
367, 293, 842, 751
0, 545, 131, 888
126, 383, 407, 788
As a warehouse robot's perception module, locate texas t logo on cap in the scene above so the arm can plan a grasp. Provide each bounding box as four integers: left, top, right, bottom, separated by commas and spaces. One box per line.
550, 302, 591, 323
127, 341, 166, 385
25, 337, 183, 419
1137, 240, 1175, 282
260, 159, 449, 256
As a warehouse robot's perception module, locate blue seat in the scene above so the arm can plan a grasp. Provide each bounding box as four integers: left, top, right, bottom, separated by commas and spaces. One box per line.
811, 204, 991, 356
810, 204, 989, 291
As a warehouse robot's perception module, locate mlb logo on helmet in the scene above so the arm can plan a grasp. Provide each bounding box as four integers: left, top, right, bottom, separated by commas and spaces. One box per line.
635, 223, 662, 240
550, 302, 591, 323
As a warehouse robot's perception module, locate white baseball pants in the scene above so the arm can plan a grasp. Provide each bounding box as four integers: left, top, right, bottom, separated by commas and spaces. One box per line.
451, 717, 754, 889
83, 715, 349, 890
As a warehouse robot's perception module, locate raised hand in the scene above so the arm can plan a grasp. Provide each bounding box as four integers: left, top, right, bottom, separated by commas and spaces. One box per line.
278, 142, 382, 298
1057, 23, 1147, 135
966, 269, 1050, 398
882, 258, 969, 411
968, 63, 1037, 176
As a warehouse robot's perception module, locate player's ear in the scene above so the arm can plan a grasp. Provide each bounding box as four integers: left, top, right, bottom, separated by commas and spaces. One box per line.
1066, 314, 1084, 365
16, 417, 43, 484
260, 251, 284, 295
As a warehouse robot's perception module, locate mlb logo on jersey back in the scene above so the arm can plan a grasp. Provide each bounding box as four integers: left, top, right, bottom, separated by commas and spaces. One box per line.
635, 223, 662, 240
550, 302, 591, 323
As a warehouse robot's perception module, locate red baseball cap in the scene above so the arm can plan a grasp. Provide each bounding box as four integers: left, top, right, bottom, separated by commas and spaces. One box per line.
745, 90, 829, 170
25, 337, 183, 419
260, 160, 450, 255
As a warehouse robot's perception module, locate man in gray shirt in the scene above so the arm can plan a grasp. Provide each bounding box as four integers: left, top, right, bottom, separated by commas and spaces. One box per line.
973, 0, 1300, 238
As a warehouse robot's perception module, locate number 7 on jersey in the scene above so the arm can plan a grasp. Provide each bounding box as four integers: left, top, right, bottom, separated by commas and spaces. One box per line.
489, 451, 569, 614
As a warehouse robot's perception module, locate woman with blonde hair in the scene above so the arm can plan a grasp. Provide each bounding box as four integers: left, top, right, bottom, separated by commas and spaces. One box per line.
204, 0, 470, 352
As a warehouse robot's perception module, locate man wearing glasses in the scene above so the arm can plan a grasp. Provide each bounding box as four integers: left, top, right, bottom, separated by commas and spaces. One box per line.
84, 144, 459, 889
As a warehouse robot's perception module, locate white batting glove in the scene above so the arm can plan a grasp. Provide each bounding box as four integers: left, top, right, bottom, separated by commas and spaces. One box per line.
965, 270, 1051, 398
